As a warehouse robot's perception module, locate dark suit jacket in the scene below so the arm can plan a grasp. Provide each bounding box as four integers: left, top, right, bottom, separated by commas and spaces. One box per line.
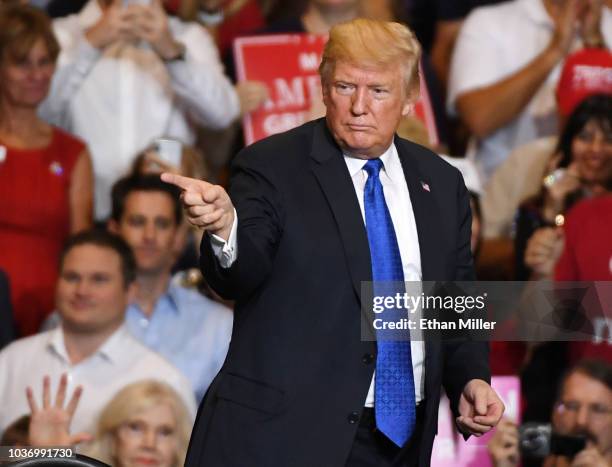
185, 119, 490, 467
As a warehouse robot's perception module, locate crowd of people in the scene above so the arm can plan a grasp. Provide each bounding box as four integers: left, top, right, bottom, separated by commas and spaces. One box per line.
0, 0, 610, 466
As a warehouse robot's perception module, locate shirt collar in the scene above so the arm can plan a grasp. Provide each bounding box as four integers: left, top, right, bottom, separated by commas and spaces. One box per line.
129, 283, 181, 317
47, 324, 129, 365
97, 325, 130, 363
46, 327, 70, 363
343, 143, 401, 182
165, 283, 182, 314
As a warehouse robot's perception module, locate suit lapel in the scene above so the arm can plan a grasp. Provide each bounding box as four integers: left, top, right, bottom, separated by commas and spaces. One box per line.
394, 136, 445, 282
309, 126, 449, 418
394, 136, 446, 407
308, 128, 447, 298
309, 120, 372, 302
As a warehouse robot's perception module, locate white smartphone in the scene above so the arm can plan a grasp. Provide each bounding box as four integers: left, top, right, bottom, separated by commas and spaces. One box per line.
153, 138, 183, 168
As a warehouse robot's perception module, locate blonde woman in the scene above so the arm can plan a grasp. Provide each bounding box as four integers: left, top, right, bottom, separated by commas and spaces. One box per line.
26, 375, 192, 467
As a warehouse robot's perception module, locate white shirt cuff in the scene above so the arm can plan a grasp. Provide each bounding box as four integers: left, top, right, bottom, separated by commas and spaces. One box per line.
209, 209, 238, 268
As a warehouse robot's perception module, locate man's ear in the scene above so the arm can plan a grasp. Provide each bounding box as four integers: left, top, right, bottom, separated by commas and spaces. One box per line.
401, 91, 417, 117
401, 101, 414, 117
107, 219, 119, 234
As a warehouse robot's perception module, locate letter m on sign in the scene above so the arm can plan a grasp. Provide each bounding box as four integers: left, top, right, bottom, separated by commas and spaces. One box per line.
299, 53, 319, 71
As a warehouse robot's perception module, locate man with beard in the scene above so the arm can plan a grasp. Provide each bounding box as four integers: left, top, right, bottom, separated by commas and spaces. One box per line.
488, 359, 612, 467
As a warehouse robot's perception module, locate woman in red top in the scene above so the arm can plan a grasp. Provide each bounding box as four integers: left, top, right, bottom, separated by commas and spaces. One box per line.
0, 4, 93, 336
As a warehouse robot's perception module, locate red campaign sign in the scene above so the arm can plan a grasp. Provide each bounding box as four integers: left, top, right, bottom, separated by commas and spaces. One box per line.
234, 33, 439, 147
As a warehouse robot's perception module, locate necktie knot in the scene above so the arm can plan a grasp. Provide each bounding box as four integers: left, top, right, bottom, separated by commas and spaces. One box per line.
363, 158, 383, 178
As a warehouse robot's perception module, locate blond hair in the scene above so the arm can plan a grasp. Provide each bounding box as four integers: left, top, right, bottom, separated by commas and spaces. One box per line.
319, 18, 421, 100
85, 381, 192, 467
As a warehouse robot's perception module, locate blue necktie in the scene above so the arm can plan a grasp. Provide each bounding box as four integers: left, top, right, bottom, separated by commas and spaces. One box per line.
363, 158, 416, 447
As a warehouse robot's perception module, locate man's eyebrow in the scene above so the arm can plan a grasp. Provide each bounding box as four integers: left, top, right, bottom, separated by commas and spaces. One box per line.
62, 270, 79, 276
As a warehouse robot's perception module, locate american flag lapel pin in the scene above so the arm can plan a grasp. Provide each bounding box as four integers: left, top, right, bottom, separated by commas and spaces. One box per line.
421, 181, 430, 192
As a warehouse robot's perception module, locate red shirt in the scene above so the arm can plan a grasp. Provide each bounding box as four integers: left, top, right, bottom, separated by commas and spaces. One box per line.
555, 195, 612, 364
0, 128, 85, 336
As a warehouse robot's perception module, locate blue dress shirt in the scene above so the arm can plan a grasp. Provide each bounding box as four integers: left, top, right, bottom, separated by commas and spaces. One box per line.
125, 282, 233, 402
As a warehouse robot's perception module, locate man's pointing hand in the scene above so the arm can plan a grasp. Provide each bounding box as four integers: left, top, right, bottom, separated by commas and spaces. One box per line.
161, 173, 235, 241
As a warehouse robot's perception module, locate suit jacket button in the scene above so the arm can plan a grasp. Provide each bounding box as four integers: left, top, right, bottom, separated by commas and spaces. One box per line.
362, 353, 374, 364
347, 412, 360, 424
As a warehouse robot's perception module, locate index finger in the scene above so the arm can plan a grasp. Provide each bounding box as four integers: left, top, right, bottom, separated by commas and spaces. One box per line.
161, 173, 206, 192
473, 414, 501, 427
26, 386, 38, 413
42, 375, 51, 408
55, 373, 68, 409
456, 416, 491, 435
566, 162, 581, 177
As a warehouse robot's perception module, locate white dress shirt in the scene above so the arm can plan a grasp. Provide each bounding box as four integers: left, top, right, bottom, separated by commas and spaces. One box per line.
211, 143, 425, 406
41, 0, 240, 219
344, 144, 425, 406
39, 281, 232, 403
0, 325, 197, 436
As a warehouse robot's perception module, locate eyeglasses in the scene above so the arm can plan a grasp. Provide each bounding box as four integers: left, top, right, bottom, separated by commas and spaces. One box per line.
556, 400, 612, 420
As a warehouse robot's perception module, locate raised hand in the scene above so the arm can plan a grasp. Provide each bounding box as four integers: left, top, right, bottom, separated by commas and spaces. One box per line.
570, 446, 609, 467
457, 379, 505, 437
85, 0, 138, 49
548, 0, 581, 57
140, 149, 182, 175
161, 173, 235, 241
132, 0, 185, 60
236, 81, 269, 115
543, 162, 581, 219
26, 374, 92, 447
579, 0, 605, 47
524, 227, 565, 278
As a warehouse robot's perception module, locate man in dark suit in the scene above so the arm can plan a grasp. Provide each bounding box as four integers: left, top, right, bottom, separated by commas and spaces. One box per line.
163, 18, 503, 467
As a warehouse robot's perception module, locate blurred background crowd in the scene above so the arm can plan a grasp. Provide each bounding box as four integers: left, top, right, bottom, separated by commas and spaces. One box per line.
0, 0, 610, 466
